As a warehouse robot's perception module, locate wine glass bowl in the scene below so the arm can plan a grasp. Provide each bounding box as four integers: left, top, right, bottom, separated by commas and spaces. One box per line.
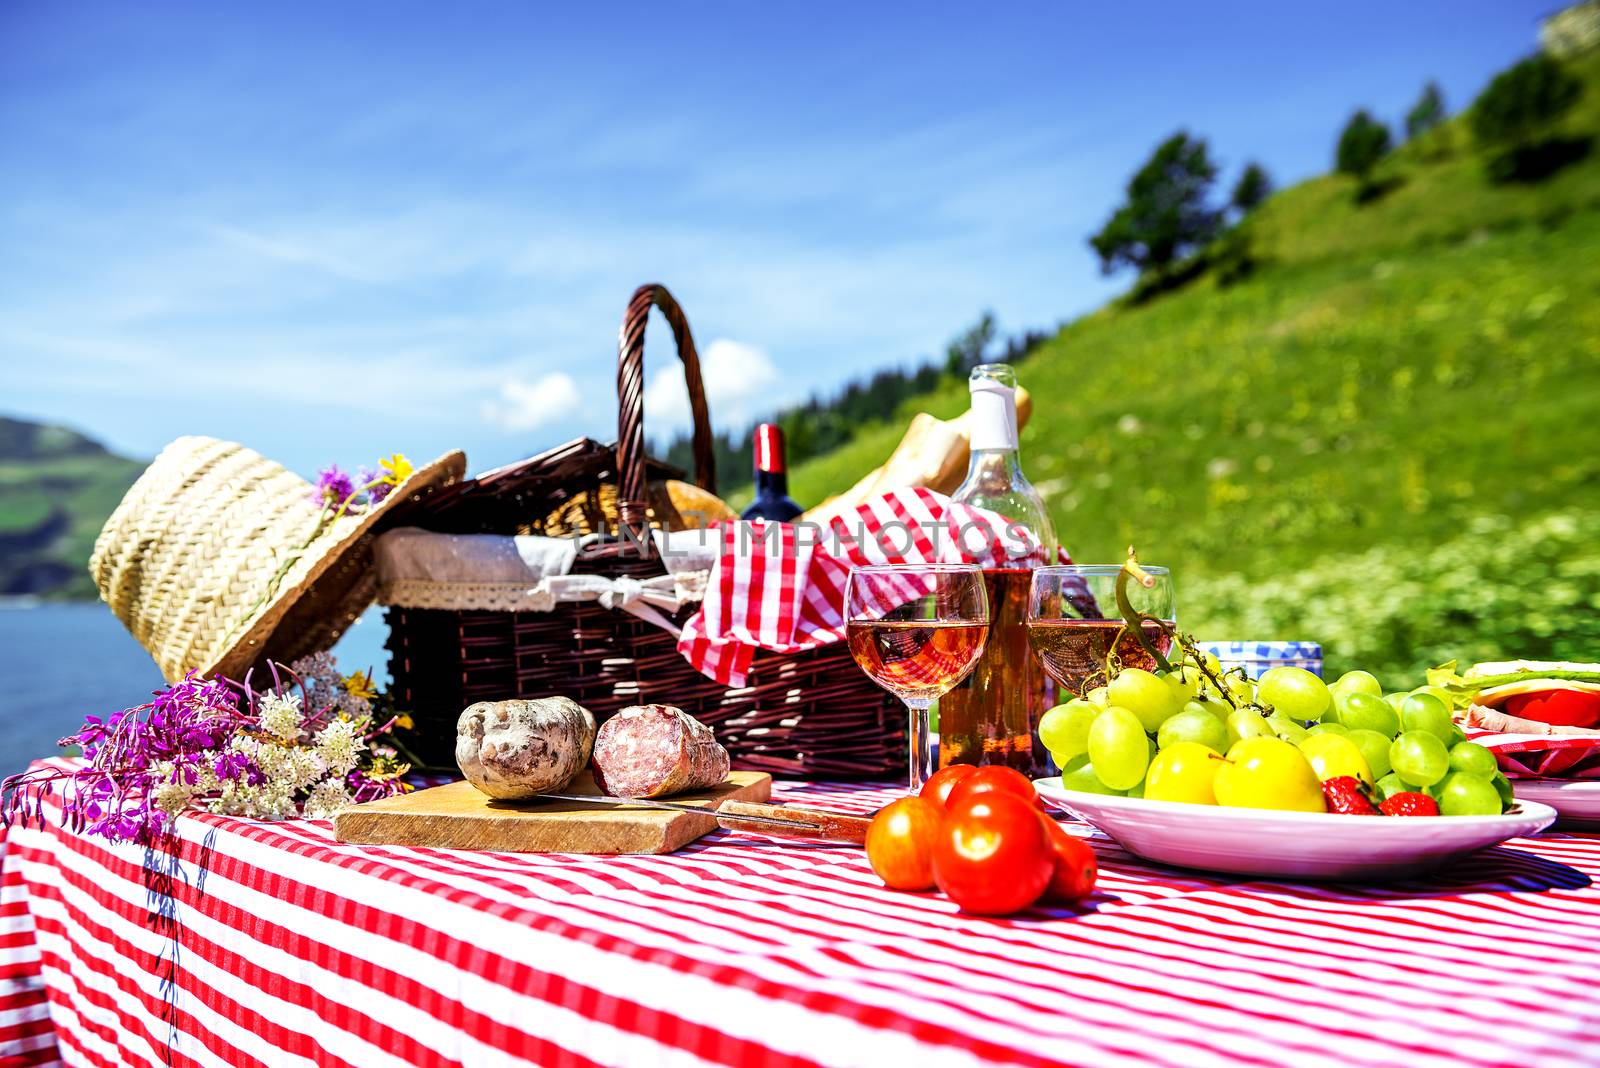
846, 620, 987, 702
1026, 565, 1176, 698
844, 564, 990, 790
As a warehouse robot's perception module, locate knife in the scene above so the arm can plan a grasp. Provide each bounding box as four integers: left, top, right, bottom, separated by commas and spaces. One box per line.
534, 793, 871, 844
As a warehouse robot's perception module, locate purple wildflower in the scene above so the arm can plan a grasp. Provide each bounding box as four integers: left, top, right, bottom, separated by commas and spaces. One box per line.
310, 465, 357, 510
347, 768, 410, 805
2, 673, 249, 847
3, 657, 411, 846
357, 466, 393, 505
213, 750, 261, 786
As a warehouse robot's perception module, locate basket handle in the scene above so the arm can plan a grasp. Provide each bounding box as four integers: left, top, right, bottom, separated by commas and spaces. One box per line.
615, 283, 716, 532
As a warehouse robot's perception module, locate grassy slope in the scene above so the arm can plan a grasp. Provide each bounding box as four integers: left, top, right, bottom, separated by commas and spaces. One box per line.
784, 51, 1600, 599
0, 428, 142, 598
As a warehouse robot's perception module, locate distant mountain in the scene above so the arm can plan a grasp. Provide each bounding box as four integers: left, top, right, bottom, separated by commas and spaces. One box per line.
0, 416, 143, 599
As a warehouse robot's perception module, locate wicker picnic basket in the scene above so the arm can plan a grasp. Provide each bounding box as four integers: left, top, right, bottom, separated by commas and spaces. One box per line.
384, 284, 903, 777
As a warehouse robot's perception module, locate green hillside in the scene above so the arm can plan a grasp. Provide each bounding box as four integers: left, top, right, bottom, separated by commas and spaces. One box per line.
0, 417, 143, 598
784, 49, 1600, 679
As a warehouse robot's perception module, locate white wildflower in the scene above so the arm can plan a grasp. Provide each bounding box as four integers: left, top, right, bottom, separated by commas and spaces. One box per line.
208, 781, 243, 816
189, 762, 221, 794
257, 691, 304, 742
302, 779, 354, 820
209, 777, 288, 818
235, 736, 279, 777
261, 742, 323, 792
315, 718, 365, 776
152, 779, 195, 818
239, 782, 296, 821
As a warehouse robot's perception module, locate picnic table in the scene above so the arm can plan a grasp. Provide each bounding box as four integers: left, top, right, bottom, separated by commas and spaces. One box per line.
3, 771, 1599, 1068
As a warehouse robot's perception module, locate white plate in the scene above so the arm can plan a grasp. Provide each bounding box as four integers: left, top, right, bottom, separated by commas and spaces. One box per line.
1508, 779, 1600, 828
1035, 778, 1557, 881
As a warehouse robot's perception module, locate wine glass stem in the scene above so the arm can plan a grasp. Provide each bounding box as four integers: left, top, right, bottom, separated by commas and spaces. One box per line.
905, 698, 934, 792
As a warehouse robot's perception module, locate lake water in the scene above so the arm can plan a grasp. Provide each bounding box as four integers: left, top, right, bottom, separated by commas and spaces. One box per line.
0, 601, 392, 780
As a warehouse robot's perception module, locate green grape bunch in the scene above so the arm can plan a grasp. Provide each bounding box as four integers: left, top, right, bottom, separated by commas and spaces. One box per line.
1036, 550, 1514, 815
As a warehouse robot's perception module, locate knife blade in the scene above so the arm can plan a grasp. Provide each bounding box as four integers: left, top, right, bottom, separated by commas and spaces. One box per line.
533, 793, 871, 843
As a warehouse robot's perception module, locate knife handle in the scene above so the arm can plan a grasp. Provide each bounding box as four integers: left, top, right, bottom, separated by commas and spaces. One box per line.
715, 801, 872, 844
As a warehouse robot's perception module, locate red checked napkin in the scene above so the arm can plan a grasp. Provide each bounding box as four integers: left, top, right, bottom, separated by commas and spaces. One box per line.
678, 487, 1047, 686
1468, 729, 1600, 779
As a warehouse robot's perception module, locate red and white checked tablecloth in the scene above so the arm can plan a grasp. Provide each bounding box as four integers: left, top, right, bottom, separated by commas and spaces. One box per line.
678, 487, 1045, 687
4, 768, 1600, 1068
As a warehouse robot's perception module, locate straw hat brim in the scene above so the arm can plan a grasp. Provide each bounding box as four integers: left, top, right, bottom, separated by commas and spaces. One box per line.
91, 437, 466, 683
211, 450, 466, 681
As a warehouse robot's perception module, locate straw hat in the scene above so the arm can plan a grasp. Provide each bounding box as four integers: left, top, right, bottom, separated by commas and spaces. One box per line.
91, 436, 466, 682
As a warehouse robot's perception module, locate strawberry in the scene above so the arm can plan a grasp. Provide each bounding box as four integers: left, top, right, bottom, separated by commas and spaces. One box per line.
1379, 792, 1441, 817
1321, 776, 1380, 815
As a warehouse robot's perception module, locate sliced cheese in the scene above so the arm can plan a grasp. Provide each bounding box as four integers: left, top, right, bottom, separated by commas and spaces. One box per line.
1463, 660, 1600, 707
1466, 659, 1600, 678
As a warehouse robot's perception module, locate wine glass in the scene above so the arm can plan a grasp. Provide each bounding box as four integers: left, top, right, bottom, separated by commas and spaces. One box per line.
1026, 565, 1176, 698
844, 564, 990, 791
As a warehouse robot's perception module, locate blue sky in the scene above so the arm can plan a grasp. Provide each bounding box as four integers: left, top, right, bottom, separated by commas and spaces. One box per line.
0, 1, 1553, 479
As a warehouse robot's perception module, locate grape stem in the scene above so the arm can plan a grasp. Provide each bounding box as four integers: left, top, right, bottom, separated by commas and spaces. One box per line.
1105, 547, 1277, 721
1177, 632, 1275, 718
1110, 547, 1174, 676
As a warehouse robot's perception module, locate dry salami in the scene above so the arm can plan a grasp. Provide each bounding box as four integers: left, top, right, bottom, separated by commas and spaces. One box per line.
590, 704, 730, 798
456, 697, 596, 800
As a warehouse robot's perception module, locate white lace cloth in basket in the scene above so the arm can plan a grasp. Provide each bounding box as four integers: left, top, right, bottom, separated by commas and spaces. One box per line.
373, 526, 714, 635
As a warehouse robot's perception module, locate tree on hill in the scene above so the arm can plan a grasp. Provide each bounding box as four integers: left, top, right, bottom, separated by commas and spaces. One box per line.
1406, 81, 1447, 140
1472, 54, 1586, 182
1230, 162, 1272, 215
944, 311, 997, 377
1089, 131, 1223, 282
1335, 110, 1393, 200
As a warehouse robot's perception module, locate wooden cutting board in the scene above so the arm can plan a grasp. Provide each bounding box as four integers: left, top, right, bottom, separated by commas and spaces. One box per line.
332, 771, 772, 854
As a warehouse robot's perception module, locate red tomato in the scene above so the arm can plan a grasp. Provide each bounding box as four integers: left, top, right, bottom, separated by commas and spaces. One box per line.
1039, 816, 1097, 903
918, 765, 978, 809
944, 765, 1040, 810
1503, 690, 1600, 729
865, 797, 944, 891
931, 792, 1054, 915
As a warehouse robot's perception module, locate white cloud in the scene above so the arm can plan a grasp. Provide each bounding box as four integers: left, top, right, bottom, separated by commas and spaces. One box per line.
481, 371, 582, 432
643, 338, 781, 436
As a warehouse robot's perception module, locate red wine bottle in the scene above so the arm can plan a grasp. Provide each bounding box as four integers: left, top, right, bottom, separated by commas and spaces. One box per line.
740, 423, 804, 521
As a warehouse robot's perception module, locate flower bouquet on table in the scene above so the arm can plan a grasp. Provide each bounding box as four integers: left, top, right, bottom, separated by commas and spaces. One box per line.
2, 652, 413, 847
